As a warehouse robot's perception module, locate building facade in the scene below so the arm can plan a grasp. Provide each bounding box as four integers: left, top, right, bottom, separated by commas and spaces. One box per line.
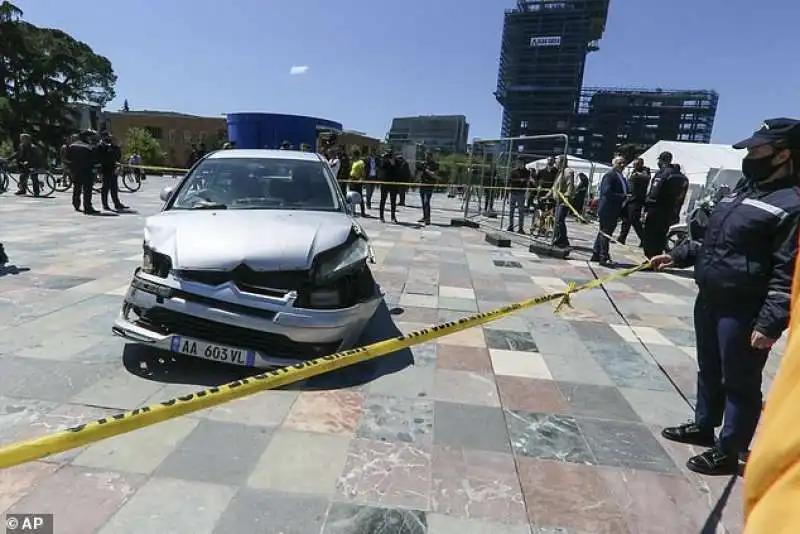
386, 115, 470, 154
226, 113, 342, 151
496, 0, 610, 154
572, 88, 719, 162
104, 110, 227, 167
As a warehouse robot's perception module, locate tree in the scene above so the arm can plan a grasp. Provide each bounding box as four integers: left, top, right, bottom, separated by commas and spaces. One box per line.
0, 1, 117, 150
437, 153, 471, 184
121, 98, 129, 112
123, 127, 165, 166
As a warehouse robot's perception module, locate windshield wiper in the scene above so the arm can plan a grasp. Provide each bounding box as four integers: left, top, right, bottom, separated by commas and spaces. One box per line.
190, 200, 227, 210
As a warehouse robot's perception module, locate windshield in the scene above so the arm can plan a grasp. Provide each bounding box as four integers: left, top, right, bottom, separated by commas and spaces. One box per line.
170, 157, 342, 211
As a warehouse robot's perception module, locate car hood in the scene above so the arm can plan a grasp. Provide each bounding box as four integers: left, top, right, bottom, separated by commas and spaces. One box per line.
144, 209, 359, 271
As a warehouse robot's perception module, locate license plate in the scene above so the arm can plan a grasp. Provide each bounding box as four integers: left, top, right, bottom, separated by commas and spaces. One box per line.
170, 336, 255, 367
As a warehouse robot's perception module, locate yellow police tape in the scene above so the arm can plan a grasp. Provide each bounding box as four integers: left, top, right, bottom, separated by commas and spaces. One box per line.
0, 261, 650, 470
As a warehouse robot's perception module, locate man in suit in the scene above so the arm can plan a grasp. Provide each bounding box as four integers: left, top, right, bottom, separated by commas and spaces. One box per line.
592, 156, 629, 266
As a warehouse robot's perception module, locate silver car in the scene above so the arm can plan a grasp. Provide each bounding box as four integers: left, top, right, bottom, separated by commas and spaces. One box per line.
113, 149, 382, 369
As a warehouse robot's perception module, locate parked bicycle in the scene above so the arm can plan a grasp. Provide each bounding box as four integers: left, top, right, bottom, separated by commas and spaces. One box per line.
0, 160, 57, 197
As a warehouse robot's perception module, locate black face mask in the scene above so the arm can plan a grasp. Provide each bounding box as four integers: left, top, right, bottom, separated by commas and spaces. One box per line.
742, 153, 782, 182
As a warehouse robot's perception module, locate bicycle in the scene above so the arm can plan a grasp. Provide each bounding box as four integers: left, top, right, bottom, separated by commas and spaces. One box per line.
529, 197, 556, 238
52, 169, 73, 192
118, 166, 142, 192
0, 161, 56, 197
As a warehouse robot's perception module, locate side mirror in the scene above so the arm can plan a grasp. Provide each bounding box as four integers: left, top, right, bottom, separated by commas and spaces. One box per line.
345, 191, 362, 206
160, 186, 174, 202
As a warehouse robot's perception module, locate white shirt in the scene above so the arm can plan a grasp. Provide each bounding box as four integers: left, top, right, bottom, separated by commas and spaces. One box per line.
368, 157, 377, 177
328, 158, 341, 178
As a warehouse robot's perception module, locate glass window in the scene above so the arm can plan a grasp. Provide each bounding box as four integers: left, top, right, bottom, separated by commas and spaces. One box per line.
171, 157, 342, 212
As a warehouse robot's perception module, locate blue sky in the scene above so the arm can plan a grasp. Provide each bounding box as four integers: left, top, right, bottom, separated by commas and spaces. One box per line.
16, 0, 799, 145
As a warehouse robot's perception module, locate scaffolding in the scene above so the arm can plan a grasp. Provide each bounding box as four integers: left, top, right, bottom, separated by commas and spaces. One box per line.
572, 87, 719, 162
496, 0, 610, 152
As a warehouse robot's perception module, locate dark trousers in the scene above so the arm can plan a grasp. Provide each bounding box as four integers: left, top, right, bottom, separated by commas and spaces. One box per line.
101, 167, 122, 208
694, 292, 769, 455
419, 187, 433, 223
379, 185, 397, 220
618, 202, 645, 244
349, 183, 366, 216
643, 211, 670, 258
365, 179, 376, 207
18, 170, 40, 196
398, 186, 406, 206
592, 213, 619, 261
72, 174, 94, 211
339, 182, 347, 197
483, 188, 494, 212
573, 192, 587, 216
552, 203, 570, 247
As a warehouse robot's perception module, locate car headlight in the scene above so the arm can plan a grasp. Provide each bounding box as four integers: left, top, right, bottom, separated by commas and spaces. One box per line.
142, 246, 172, 278
315, 239, 370, 282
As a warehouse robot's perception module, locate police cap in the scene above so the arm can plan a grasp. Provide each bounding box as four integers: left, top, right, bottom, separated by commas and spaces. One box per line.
733, 118, 800, 150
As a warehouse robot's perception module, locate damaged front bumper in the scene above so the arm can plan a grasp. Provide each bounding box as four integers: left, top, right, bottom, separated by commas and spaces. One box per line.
112, 269, 383, 369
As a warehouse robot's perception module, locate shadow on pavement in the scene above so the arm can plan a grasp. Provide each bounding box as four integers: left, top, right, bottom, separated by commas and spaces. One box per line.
0, 265, 30, 277
121, 300, 413, 391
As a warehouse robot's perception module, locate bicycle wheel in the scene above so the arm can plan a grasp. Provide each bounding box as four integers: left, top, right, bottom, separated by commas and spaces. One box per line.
52, 172, 72, 192
121, 171, 141, 192
36, 172, 56, 197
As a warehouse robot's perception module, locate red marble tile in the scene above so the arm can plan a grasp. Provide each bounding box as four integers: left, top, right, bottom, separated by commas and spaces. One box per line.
431, 445, 527, 524
283, 390, 364, 435
496, 376, 569, 414
600, 467, 709, 533
392, 306, 440, 324
0, 462, 58, 513
337, 438, 431, 510
517, 457, 627, 533
436, 345, 492, 373
661, 365, 697, 399
8, 465, 145, 534
649, 424, 744, 532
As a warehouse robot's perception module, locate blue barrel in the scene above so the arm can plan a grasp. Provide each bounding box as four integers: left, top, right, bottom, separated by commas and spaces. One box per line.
226, 113, 342, 150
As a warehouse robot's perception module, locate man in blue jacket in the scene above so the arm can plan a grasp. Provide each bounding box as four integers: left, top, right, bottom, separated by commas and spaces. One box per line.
591, 156, 629, 266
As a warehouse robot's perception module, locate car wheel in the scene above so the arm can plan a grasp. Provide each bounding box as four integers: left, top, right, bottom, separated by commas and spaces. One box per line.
665, 230, 688, 253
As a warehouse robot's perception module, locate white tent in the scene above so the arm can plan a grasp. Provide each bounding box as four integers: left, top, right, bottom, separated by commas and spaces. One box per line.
634, 141, 744, 187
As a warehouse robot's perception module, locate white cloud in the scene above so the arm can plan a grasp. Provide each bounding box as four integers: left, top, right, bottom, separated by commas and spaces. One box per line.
289, 65, 309, 75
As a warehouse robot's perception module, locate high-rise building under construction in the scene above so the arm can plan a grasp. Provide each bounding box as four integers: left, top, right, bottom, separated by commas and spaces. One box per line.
495, 0, 610, 154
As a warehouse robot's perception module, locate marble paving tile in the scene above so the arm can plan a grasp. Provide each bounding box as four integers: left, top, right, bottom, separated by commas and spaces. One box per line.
438, 297, 479, 312
617, 388, 693, 428
336, 438, 431, 510
155, 420, 273, 485
283, 389, 364, 435
399, 293, 439, 308
585, 342, 673, 392
516, 457, 627, 533
356, 394, 434, 446
323, 503, 427, 534
368, 365, 435, 399
656, 327, 697, 347
436, 345, 492, 373
436, 326, 486, 348
0, 462, 59, 513
496, 376, 569, 414
484, 329, 539, 352
411, 343, 438, 367
505, 410, 595, 465
248, 430, 351, 496
6, 466, 145, 534
576, 418, 678, 474
489, 350, 552, 380
431, 445, 527, 524
439, 286, 476, 299
433, 401, 510, 454
70, 369, 165, 410
556, 382, 641, 422
641, 292, 687, 305
99, 477, 235, 534
200, 390, 299, 427
392, 305, 440, 324
432, 369, 500, 407
427, 514, 533, 534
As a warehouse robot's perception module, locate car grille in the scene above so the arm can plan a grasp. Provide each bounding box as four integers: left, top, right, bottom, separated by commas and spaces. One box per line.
138, 308, 341, 360
176, 267, 311, 297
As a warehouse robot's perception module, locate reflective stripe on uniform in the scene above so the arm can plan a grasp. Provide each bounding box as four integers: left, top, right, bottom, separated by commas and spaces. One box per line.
767, 290, 791, 301
742, 198, 788, 221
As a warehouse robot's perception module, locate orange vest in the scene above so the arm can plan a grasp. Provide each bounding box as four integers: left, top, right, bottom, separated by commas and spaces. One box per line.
744, 248, 800, 532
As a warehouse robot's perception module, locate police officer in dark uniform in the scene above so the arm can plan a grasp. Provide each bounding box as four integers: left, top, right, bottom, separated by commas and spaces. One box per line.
652, 118, 800, 475
96, 132, 127, 211
643, 152, 689, 257
65, 130, 100, 214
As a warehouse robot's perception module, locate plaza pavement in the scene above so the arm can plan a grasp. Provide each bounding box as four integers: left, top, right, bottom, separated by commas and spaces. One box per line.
0, 179, 784, 533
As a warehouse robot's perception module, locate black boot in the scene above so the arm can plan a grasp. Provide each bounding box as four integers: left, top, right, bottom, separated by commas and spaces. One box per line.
686, 447, 739, 476
661, 422, 715, 447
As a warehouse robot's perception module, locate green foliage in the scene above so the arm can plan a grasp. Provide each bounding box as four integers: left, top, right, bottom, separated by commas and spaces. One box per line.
123, 127, 165, 166
0, 138, 12, 157
436, 153, 470, 184
0, 1, 117, 150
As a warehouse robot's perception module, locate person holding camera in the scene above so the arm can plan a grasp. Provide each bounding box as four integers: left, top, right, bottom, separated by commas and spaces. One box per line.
96, 132, 127, 211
